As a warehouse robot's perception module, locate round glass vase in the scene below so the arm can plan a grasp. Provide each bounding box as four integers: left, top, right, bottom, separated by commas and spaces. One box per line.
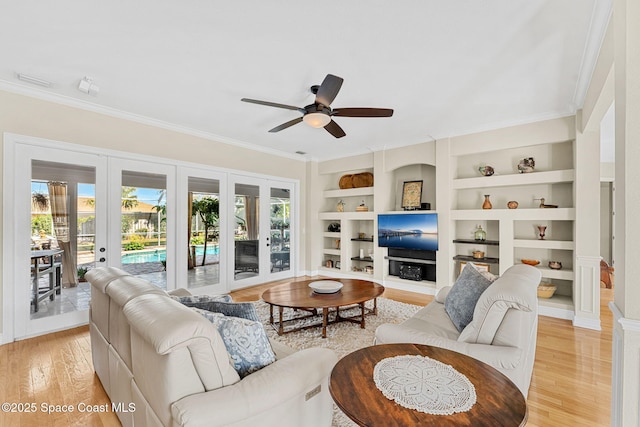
474, 225, 487, 242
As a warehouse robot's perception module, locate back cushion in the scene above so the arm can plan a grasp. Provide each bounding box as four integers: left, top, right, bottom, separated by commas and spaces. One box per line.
124, 294, 240, 390
458, 264, 539, 344
445, 263, 495, 331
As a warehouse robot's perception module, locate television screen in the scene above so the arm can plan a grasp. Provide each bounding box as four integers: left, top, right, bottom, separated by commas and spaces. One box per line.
378, 213, 438, 251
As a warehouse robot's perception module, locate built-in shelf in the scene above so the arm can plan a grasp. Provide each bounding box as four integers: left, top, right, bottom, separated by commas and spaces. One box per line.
451, 208, 575, 221
385, 256, 436, 265
453, 255, 500, 264
323, 232, 341, 238
536, 267, 574, 280
351, 237, 374, 242
452, 169, 575, 189
322, 249, 340, 256
513, 239, 574, 250
351, 256, 374, 262
453, 239, 500, 246
323, 187, 374, 198
318, 212, 376, 220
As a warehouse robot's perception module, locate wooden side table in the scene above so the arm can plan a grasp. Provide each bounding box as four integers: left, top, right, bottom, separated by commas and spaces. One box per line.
330, 343, 527, 426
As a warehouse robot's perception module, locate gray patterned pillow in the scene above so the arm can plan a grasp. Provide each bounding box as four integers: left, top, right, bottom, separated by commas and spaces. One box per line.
170, 294, 233, 304
191, 308, 276, 377
445, 263, 495, 332
184, 300, 260, 322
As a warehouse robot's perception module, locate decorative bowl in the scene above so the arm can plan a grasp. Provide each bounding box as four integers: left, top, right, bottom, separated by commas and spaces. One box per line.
309, 280, 343, 294
521, 259, 540, 266
537, 283, 557, 298
507, 201, 519, 209
472, 250, 485, 259
478, 165, 495, 176
548, 261, 563, 270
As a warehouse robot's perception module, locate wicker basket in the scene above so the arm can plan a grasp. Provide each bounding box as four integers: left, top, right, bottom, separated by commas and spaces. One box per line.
537, 283, 557, 298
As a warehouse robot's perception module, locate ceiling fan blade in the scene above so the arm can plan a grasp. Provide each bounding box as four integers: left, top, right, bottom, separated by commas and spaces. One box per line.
241, 98, 303, 112
324, 120, 346, 138
315, 74, 344, 107
332, 108, 394, 117
269, 117, 303, 133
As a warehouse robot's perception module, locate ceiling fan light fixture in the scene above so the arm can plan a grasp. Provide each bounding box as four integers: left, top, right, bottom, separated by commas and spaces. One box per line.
303, 112, 331, 128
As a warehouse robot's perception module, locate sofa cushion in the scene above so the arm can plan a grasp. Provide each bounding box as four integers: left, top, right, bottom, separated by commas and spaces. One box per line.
124, 294, 240, 391
183, 300, 260, 322
445, 263, 495, 332
191, 308, 276, 378
458, 264, 539, 344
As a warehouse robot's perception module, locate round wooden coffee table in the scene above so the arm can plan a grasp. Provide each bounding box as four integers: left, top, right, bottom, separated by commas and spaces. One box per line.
330, 343, 527, 426
261, 279, 384, 338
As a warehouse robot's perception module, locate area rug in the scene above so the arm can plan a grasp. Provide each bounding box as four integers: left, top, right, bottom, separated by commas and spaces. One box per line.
254, 297, 422, 427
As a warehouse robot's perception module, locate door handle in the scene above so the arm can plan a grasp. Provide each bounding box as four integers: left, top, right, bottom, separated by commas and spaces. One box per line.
99, 257, 106, 262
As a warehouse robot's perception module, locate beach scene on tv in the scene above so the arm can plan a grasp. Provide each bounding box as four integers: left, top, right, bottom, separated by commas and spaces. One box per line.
378, 213, 438, 251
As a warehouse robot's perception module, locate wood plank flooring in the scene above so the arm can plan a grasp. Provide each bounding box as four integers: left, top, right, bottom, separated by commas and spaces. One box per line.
0, 277, 612, 426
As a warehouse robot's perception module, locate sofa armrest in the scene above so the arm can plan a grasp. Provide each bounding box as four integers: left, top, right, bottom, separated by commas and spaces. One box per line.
171, 347, 337, 427
167, 288, 192, 297
374, 324, 523, 371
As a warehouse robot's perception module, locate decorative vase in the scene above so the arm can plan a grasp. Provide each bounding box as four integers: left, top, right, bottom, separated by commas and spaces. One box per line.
474, 225, 486, 242
537, 225, 547, 240
482, 195, 492, 209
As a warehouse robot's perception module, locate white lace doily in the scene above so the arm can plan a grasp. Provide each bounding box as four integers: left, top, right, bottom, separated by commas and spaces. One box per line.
373, 354, 477, 415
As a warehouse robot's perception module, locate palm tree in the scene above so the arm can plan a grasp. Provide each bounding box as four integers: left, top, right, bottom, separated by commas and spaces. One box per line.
192, 196, 219, 266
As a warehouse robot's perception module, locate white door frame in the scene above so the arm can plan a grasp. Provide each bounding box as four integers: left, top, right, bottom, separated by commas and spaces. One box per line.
3, 135, 108, 340
228, 175, 297, 290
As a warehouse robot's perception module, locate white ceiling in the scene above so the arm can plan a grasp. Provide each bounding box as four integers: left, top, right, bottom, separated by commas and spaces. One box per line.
0, 0, 611, 161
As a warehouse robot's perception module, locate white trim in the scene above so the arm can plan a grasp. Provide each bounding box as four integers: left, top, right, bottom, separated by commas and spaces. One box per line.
573, 316, 602, 330
538, 305, 574, 321
610, 301, 640, 332
2, 137, 17, 343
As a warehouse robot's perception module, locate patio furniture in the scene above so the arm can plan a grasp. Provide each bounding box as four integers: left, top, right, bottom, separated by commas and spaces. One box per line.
31, 248, 63, 312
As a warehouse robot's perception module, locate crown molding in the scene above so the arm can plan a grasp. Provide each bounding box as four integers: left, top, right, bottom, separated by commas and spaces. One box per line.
0, 80, 308, 162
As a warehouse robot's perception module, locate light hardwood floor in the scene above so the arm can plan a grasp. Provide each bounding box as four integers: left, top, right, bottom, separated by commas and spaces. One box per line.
0, 277, 612, 426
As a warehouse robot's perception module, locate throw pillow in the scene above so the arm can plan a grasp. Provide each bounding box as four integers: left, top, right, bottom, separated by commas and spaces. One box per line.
191, 308, 276, 378
468, 262, 498, 282
445, 263, 495, 332
171, 294, 233, 304
183, 300, 260, 322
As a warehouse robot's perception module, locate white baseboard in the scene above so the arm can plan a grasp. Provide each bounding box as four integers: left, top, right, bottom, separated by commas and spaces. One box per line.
538, 305, 574, 321
573, 316, 602, 330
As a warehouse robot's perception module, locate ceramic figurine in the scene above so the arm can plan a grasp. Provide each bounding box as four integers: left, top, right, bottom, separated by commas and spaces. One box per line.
518, 157, 535, 173
535, 198, 558, 208
478, 165, 495, 176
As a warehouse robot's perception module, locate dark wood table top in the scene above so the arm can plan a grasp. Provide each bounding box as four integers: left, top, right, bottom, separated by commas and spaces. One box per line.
330, 343, 527, 427
261, 278, 384, 309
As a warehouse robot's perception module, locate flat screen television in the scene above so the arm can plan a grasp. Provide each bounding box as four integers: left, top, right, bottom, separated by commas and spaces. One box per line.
378, 213, 438, 251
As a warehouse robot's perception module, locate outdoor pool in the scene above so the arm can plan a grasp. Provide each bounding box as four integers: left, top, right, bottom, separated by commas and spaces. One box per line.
121, 246, 219, 264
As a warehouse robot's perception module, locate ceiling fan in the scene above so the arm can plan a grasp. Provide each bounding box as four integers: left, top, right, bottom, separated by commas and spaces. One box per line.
241, 74, 393, 138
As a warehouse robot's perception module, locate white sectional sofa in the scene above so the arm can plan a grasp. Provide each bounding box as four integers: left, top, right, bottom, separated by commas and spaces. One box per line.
375, 264, 541, 397
86, 267, 337, 427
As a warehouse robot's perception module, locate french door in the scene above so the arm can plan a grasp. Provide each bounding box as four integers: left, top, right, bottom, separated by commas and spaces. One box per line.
7, 142, 107, 339
228, 175, 295, 289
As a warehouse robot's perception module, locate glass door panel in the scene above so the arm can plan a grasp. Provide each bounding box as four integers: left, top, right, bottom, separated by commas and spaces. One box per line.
187, 176, 221, 289
270, 186, 291, 273
30, 161, 97, 321
233, 182, 260, 281
118, 170, 168, 286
